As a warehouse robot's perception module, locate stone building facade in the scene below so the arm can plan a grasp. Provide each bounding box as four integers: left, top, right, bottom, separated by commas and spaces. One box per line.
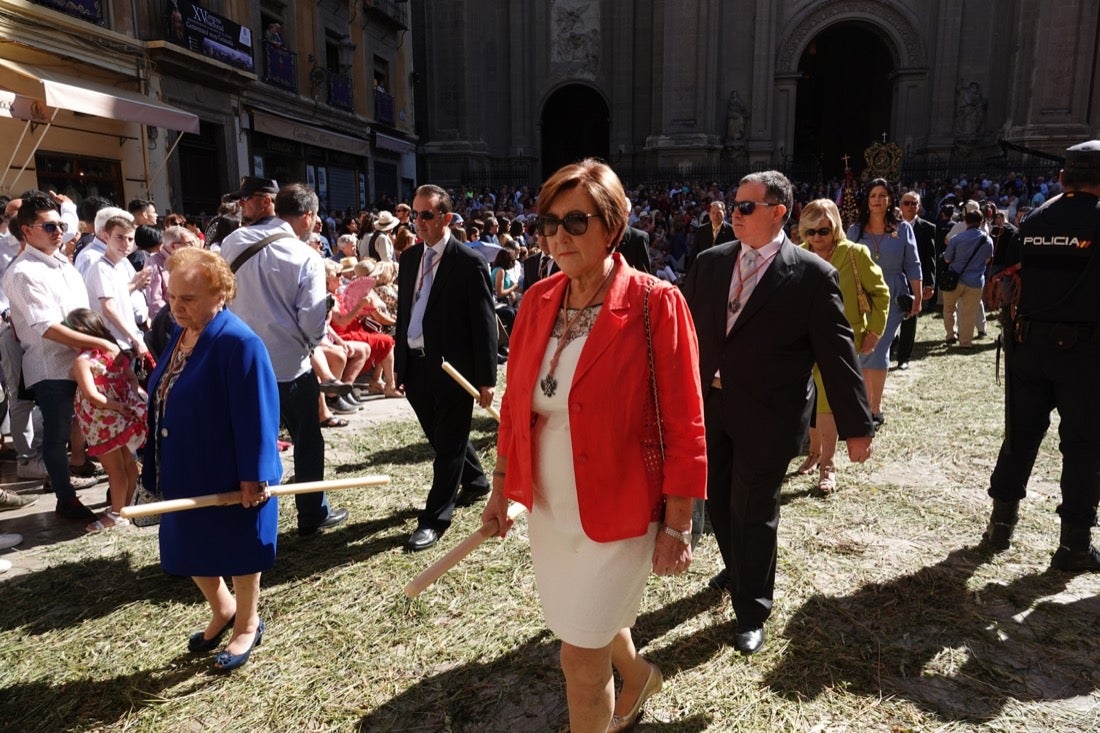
411, 0, 1099, 186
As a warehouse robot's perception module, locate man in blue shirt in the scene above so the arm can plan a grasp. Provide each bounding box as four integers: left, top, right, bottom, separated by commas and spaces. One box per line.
942, 210, 994, 348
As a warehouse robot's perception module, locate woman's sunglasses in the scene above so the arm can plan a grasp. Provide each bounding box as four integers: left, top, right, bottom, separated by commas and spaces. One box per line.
535, 212, 598, 236
803, 227, 832, 237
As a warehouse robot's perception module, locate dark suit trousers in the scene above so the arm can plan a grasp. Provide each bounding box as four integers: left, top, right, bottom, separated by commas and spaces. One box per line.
278, 371, 331, 530
404, 353, 488, 532
704, 389, 789, 629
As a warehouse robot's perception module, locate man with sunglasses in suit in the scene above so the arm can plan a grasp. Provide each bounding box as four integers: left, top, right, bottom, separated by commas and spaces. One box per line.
395, 184, 498, 552
684, 171, 875, 655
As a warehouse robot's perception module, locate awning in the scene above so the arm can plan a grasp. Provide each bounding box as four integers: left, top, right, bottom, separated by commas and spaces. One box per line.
375, 132, 416, 154
0, 58, 200, 134
250, 108, 370, 157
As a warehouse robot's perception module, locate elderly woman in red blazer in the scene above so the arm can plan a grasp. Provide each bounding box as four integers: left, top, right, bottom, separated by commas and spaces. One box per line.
483, 159, 706, 733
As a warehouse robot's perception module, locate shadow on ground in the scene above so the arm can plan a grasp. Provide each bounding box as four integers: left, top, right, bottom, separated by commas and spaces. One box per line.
765, 546, 1100, 722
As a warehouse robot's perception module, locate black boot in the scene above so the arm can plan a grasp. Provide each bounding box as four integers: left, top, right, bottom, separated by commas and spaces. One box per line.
980, 499, 1019, 552
1050, 523, 1100, 572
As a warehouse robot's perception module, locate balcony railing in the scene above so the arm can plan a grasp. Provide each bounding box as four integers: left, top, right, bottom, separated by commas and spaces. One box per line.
363, 0, 408, 29
328, 71, 353, 111
30, 0, 104, 24
374, 89, 394, 126
263, 41, 298, 92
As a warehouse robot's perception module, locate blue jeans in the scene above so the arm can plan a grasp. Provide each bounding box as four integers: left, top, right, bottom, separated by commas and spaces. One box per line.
33, 379, 77, 502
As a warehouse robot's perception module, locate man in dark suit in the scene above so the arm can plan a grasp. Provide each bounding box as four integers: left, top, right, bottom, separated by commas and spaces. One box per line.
684, 171, 875, 655
894, 191, 939, 368
395, 184, 499, 552
616, 198, 652, 273
687, 201, 735, 270
521, 232, 557, 292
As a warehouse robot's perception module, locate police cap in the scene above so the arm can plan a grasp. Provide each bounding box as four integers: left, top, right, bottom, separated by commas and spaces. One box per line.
1064, 140, 1100, 174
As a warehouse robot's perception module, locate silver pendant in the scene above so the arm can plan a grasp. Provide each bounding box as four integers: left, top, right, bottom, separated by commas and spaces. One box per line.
540, 373, 558, 397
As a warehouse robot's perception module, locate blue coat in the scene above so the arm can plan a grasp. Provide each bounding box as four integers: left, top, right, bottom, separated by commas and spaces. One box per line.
143, 308, 283, 577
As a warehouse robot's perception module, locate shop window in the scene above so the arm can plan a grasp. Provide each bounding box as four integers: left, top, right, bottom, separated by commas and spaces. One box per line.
35, 153, 123, 205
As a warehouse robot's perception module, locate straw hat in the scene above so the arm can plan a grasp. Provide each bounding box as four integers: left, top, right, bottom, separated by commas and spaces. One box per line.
338, 256, 359, 275
373, 211, 399, 232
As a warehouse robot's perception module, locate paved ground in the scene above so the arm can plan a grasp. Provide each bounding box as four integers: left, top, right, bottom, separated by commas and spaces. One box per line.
0, 391, 416, 580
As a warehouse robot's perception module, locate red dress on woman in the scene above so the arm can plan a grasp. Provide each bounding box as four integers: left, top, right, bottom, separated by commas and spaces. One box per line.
331, 312, 394, 368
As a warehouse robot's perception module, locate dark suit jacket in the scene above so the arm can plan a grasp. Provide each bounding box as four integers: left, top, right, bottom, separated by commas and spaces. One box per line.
521, 252, 556, 292
688, 221, 735, 270
684, 237, 873, 460
395, 234, 498, 395
617, 227, 652, 273
909, 216, 938, 289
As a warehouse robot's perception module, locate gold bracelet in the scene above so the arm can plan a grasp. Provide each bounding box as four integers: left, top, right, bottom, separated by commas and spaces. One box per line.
660, 524, 692, 545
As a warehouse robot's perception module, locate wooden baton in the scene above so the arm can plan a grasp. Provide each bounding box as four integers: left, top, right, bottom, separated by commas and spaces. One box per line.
403, 501, 526, 599
119, 475, 390, 519
441, 359, 501, 422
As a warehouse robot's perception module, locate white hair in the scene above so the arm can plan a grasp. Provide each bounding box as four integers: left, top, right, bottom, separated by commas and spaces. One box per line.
94, 206, 133, 235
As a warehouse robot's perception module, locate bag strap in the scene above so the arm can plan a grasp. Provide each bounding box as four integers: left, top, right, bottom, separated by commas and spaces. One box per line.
643, 278, 665, 460
230, 231, 295, 273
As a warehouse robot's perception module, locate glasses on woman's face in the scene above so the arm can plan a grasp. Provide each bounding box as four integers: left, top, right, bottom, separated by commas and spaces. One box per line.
732, 200, 779, 216
536, 212, 597, 237
803, 227, 832, 238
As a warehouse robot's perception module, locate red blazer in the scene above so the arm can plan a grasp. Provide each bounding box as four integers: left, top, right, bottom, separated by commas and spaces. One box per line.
497, 253, 707, 542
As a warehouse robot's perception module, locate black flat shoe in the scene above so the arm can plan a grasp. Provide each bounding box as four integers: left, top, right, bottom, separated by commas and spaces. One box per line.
405, 526, 440, 552
734, 626, 765, 655
213, 620, 264, 672
298, 507, 350, 536
189, 614, 237, 653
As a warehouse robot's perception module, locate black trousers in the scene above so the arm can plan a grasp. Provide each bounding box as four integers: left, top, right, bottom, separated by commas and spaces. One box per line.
894, 312, 917, 364
403, 354, 488, 532
989, 338, 1100, 527
278, 371, 330, 530
703, 389, 791, 629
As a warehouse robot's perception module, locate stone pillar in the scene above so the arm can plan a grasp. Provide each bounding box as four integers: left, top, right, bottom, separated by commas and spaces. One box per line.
746, 0, 777, 164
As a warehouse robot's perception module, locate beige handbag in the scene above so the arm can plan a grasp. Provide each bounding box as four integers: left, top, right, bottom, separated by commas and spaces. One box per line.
848, 247, 873, 316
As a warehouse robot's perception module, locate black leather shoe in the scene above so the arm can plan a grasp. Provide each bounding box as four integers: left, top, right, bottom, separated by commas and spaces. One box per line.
405, 526, 440, 552
298, 507, 349, 536
733, 626, 765, 655
455, 485, 490, 508
708, 568, 729, 593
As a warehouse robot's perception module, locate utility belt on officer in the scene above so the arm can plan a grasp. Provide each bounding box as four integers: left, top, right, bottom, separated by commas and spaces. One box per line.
1014, 318, 1100, 349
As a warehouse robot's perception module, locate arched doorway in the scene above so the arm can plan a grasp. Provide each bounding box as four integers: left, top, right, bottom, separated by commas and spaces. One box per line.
540, 84, 609, 180
793, 23, 895, 179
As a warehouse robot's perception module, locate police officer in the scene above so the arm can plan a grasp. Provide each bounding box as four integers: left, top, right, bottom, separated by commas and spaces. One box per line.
982, 140, 1100, 571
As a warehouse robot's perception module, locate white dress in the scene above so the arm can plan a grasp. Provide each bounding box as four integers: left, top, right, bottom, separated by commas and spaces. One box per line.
528, 305, 658, 649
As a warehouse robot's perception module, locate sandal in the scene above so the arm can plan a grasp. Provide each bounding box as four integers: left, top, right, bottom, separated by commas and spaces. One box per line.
320, 416, 349, 428
818, 465, 838, 494
86, 510, 131, 533
383, 386, 405, 398
796, 452, 820, 475
365, 381, 386, 396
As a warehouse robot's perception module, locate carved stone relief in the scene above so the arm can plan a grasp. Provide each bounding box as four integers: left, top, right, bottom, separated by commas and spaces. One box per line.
550, 0, 600, 79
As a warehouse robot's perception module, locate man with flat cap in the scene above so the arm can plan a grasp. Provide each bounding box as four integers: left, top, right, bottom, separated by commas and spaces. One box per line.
981, 140, 1100, 571
219, 177, 350, 536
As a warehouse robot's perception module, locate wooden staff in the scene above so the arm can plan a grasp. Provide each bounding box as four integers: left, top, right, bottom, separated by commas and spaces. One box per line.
403, 501, 526, 599
120, 475, 390, 519
441, 359, 501, 422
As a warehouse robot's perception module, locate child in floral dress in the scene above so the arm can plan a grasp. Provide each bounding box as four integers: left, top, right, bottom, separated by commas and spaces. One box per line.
67, 308, 148, 532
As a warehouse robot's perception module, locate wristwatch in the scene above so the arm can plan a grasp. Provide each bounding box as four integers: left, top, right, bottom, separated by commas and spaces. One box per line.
661, 524, 691, 545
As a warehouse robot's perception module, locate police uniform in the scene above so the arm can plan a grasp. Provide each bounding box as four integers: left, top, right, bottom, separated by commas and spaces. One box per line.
984, 140, 1100, 571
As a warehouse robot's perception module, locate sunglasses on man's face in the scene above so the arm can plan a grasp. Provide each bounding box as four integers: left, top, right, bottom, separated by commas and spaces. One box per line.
28, 221, 68, 234
410, 209, 441, 221
732, 200, 780, 216
536, 212, 598, 237
803, 227, 832, 237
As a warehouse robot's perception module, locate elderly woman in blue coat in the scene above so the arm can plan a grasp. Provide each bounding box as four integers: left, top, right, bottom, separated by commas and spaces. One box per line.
142, 248, 283, 672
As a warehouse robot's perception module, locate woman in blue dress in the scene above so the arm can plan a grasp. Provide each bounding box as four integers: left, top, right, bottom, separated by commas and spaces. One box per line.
845, 178, 922, 426
143, 248, 283, 672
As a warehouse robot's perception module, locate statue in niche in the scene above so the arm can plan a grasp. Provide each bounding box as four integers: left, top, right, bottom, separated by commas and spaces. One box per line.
954, 80, 987, 139
725, 90, 749, 143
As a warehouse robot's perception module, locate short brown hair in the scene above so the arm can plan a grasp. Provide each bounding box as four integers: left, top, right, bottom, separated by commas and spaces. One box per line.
165, 247, 236, 303
537, 158, 628, 247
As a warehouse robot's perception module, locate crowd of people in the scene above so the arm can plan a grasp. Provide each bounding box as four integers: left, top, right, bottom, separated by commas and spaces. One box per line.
1, 142, 1097, 732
